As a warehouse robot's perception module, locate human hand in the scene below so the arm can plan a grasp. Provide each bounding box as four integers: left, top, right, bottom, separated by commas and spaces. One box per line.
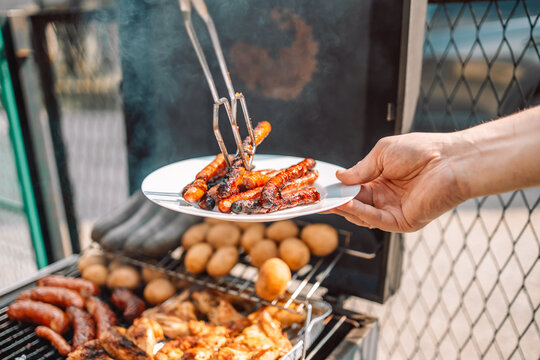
329, 132, 467, 232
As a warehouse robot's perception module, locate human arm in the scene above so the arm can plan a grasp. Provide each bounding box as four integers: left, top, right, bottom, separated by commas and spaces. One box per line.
329, 105, 540, 232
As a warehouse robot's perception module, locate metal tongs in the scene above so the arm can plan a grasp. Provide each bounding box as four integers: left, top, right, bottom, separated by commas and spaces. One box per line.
179, 0, 256, 170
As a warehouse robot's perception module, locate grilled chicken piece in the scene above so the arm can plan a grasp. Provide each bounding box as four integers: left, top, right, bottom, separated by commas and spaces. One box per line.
233, 324, 275, 351
143, 291, 195, 319
208, 300, 244, 326
126, 317, 164, 356
66, 340, 114, 360
188, 320, 230, 337
257, 310, 292, 352
214, 346, 255, 360
250, 348, 283, 360
192, 290, 244, 326
99, 326, 151, 360
180, 346, 215, 360
142, 291, 197, 339
191, 290, 217, 315
145, 313, 191, 339
263, 303, 306, 328
155, 334, 227, 360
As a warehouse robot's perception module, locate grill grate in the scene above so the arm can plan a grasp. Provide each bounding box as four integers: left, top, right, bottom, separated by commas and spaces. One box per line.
100, 222, 366, 313
0, 266, 79, 360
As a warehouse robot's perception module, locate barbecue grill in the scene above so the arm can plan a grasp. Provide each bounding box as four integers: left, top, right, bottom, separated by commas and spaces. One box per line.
0, 0, 425, 358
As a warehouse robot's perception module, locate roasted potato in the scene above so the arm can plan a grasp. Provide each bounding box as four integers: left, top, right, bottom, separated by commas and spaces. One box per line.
81, 264, 108, 286
144, 278, 176, 305
266, 220, 299, 242
240, 223, 266, 252
181, 222, 211, 250
78, 252, 105, 273
234, 222, 256, 230
279, 238, 310, 271
141, 267, 168, 283
184, 243, 213, 274
206, 223, 241, 248
301, 223, 339, 256
206, 246, 239, 277
255, 258, 291, 301
249, 239, 278, 268
107, 266, 140, 290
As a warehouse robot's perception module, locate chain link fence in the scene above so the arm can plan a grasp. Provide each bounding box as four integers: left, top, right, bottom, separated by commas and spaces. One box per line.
351, 1, 540, 359
43, 11, 129, 242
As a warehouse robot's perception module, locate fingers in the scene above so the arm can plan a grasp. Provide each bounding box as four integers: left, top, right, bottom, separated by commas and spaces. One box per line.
336, 149, 382, 186
333, 199, 397, 231
354, 184, 374, 206
329, 208, 372, 228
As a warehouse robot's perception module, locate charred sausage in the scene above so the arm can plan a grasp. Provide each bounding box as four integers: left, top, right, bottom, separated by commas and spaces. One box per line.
260, 158, 316, 208
35, 326, 72, 355
216, 121, 272, 199
111, 288, 146, 321
218, 186, 264, 213
217, 165, 245, 199
7, 300, 70, 334
66, 306, 96, 349
232, 187, 320, 214
37, 275, 99, 298
281, 170, 319, 193
17, 286, 85, 309
85, 296, 117, 338
242, 170, 280, 190
182, 154, 228, 203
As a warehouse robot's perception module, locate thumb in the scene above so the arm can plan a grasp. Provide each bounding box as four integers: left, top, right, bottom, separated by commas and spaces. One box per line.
336, 150, 382, 185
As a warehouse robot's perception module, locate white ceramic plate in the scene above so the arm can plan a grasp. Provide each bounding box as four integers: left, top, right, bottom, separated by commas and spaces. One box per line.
142, 154, 360, 222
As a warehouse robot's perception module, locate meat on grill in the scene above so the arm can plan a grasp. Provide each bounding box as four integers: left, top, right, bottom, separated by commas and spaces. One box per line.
35, 325, 72, 356
66, 306, 96, 349
111, 288, 146, 321
85, 296, 117, 338
17, 286, 85, 309
37, 275, 99, 298
7, 300, 70, 334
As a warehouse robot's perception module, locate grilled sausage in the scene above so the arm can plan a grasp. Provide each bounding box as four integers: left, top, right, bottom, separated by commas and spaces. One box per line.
17, 286, 85, 309
243, 121, 272, 153
216, 121, 272, 199
111, 288, 146, 321
232, 187, 320, 214
182, 154, 228, 203
198, 183, 220, 210
35, 326, 72, 355
7, 300, 70, 334
37, 275, 99, 298
242, 170, 280, 190
281, 170, 319, 193
217, 165, 246, 199
85, 296, 118, 338
260, 158, 316, 208
218, 186, 264, 213
66, 306, 96, 349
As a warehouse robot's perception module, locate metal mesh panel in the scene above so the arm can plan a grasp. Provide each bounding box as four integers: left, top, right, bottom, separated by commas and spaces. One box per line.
349, 1, 540, 359
43, 11, 129, 233
0, 106, 37, 288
